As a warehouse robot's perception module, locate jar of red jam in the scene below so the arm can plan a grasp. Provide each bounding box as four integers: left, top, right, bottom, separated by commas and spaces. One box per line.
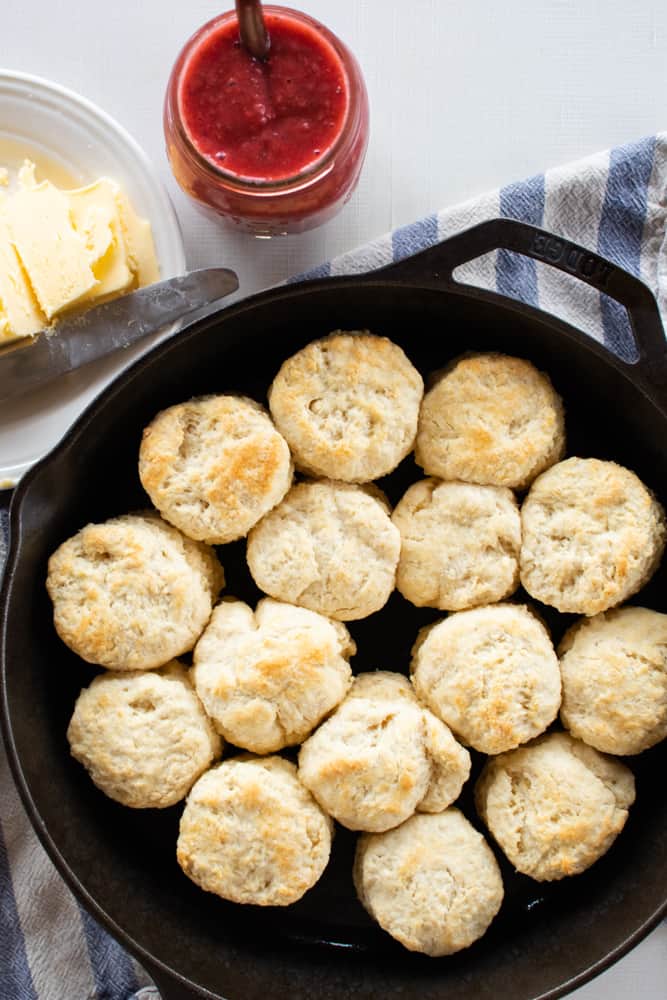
164, 6, 369, 235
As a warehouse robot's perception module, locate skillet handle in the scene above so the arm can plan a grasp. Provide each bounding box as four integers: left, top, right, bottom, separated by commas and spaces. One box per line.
380, 217, 667, 390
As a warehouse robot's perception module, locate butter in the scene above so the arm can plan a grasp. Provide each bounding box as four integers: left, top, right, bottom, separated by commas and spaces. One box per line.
0, 168, 8, 187
5, 179, 98, 319
114, 188, 160, 287
68, 178, 133, 302
0, 213, 46, 343
17, 160, 38, 190
0, 160, 159, 344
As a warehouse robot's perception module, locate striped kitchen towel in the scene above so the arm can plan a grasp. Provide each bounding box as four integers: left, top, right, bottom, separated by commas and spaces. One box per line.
0, 132, 665, 1000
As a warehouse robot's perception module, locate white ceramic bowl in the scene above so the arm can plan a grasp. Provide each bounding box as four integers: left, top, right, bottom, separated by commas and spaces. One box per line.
0, 70, 186, 487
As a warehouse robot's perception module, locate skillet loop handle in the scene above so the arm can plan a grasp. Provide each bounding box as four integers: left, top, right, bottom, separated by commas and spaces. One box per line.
381, 217, 667, 386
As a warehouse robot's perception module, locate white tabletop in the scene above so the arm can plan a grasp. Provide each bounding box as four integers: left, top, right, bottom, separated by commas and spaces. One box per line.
4, 0, 667, 996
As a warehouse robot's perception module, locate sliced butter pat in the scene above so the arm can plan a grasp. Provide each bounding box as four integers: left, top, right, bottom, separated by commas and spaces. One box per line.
5, 179, 97, 319
68, 178, 133, 301
114, 188, 160, 286
0, 212, 46, 342
0, 160, 159, 343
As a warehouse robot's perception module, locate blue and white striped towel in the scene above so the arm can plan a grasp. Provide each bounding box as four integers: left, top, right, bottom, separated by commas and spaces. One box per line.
0, 132, 665, 1000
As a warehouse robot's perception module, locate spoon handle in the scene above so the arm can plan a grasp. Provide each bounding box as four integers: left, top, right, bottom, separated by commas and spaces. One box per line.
235, 0, 271, 60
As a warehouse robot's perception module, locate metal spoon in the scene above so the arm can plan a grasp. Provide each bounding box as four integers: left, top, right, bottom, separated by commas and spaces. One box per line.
235, 0, 271, 60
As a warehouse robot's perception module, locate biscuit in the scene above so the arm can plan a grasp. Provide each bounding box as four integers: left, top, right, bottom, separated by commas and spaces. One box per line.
520, 458, 666, 615
67, 662, 222, 808
192, 597, 355, 753
353, 809, 504, 956
411, 604, 561, 754
415, 352, 565, 489
345, 672, 472, 814
46, 512, 224, 670
298, 671, 471, 832
139, 395, 293, 544
177, 756, 333, 906
268, 332, 424, 482
246, 480, 401, 621
475, 732, 635, 881
392, 478, 521, 610
559, 607, 667, 755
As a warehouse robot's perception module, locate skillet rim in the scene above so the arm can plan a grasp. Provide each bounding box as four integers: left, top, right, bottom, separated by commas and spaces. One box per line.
2, 269, 666, 1000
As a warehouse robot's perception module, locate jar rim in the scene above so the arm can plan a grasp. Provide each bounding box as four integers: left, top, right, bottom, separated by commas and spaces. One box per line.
171, 5, 355, 193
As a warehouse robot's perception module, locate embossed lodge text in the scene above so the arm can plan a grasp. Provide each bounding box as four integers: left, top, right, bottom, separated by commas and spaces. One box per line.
531, 233, 613, 287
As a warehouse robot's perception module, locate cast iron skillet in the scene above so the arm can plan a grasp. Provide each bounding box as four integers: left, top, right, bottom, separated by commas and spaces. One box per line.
2, 218, 667, 1000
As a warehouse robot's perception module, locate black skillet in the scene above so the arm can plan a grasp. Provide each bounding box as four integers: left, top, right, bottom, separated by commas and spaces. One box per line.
2, 218, 667, 1000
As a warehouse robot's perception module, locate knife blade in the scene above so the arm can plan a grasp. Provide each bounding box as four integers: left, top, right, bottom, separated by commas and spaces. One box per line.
0, 267, 239, 403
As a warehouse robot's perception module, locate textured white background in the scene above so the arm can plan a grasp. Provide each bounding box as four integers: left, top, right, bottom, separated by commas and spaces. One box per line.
3, 0, 667, 996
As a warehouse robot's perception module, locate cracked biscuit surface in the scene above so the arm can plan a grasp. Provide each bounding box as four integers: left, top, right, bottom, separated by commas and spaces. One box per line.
246, 480, 401, 621
47, 512, 224, 670
139, 394, 293, 544
520, 457, 666, 615
559, 606, 667, 755
268, 331, 423, 482
475, 732, 635, 881
67, 661, 222, 808
411, 604, 561, 754
192, 597, 355, 753
392, 478, 521, 610
354, 809, 504, 955
177, 756, 333, 906
415, 352, 565, 489
298, 671, 471, 832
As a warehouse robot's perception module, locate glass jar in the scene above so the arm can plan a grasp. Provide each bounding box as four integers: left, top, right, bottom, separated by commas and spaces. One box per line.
164, 6, 370, 235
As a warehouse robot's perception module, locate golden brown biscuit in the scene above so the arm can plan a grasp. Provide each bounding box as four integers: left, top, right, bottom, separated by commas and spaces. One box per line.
46, 512, 224, 670
177, 756, 333, 906
246, 480, 400, 621
475, 732, 635, 881
139, 394, 293, 544
268, 331, 423, 482
559, 607, 667, 754
392, 478, 521, 610
415, 352, 565, 489
298, 671, 471, 832
520, 458, 666, 614
411, 604, 561, 755
192, 597, 355, 753
67, 661, 222, 808
354, 809, 504, 955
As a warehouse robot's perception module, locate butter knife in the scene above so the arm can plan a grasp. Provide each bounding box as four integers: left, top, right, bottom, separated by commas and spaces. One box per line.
0, 267, 239, 403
